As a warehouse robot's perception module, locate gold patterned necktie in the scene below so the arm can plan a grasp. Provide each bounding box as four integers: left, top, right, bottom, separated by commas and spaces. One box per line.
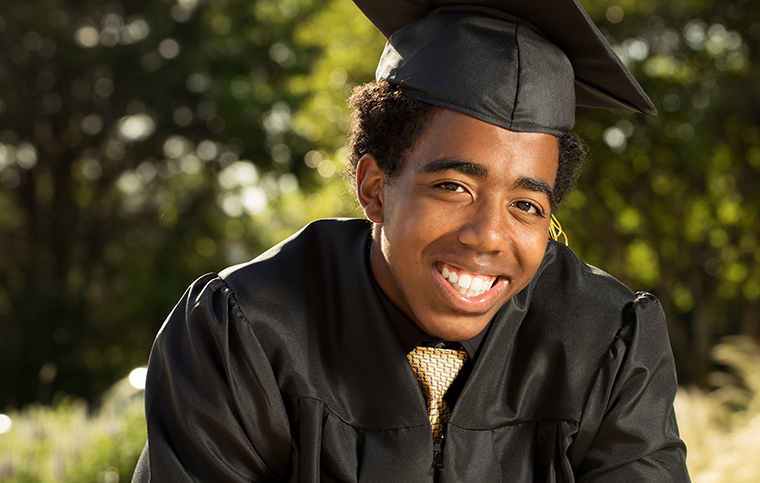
407, 346, 468, 441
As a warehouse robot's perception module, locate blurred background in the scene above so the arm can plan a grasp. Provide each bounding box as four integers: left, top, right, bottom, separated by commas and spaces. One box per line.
0, 0, 758, 480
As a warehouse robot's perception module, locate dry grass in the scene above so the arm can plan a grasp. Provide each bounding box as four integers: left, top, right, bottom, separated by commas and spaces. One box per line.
676, 336, 760, 482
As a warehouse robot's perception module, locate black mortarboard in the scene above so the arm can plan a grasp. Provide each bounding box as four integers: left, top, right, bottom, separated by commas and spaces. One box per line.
353, 0, 656, 136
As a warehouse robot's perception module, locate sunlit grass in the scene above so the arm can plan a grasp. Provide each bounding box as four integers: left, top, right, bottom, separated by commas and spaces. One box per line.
1, 337, 758, 482
676, 336, 760, 483
0, 378, 146, 482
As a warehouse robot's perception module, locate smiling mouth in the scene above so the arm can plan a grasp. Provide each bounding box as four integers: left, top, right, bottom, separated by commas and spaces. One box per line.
438, 263, 498, 297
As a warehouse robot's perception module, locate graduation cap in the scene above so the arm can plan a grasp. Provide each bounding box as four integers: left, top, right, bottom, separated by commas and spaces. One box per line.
353, 0, 656, 136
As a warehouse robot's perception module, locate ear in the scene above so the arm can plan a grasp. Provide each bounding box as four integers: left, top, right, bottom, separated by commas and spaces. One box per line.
356, 154, 386, 223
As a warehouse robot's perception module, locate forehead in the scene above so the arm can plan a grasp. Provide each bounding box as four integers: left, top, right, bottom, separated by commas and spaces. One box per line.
401, 108, 559, 182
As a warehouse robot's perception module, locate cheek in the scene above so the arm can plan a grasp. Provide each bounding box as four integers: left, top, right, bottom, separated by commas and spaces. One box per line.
513, 226, 549, 267
526, 238, 549, 270
384, 196, 444, 239
381, 208, 450, 282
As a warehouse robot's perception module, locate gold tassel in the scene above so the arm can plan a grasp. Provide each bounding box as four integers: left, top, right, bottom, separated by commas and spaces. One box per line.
549, 214, 568, 245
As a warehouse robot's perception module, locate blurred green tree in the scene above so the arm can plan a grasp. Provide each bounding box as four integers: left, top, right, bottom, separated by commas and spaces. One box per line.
0, 0, 378, 407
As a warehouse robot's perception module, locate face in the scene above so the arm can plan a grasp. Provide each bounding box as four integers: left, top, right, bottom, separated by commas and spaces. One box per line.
357, 108, 559, 341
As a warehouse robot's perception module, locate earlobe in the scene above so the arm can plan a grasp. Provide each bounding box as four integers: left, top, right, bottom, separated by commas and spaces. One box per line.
356, 154, 385, 223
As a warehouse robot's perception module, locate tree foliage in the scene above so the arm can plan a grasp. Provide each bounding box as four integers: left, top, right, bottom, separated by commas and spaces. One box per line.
0, 0, 377, 407
0, 0, 758, 407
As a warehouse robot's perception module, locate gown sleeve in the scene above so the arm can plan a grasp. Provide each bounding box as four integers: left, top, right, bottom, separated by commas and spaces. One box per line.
131, 274, 293, 482
571, 292, 690, 482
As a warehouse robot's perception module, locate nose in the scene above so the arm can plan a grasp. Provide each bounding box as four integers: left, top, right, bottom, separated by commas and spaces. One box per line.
457, 199, 509, 254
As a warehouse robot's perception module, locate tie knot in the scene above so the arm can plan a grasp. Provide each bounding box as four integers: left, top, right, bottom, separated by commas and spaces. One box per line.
407, 346, 468, 406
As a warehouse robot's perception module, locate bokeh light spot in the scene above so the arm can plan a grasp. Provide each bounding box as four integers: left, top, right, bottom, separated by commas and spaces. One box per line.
603, 126, 627, 152
173, 106, 194, 126
606, 6, 624, 24
186, 72, 212, 93
219, 161, 258, 189
94, 77, 114, 98
158, 38, 181, 59
0, 414, 11, 434
129, 367, 148, 389
241, 186, 267, 214
118, 114, 155, 142
163, 135, 190, 158
81, 113, 104, 135
122, 18, 150, 43
74, 25, 99, 48
15, 143, 38, 169
196, 237, 217, 257
317, 159, 336, 178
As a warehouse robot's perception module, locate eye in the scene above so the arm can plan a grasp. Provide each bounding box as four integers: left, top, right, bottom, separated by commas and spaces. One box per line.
435, 182, 466, 193
512, 200, 542, 215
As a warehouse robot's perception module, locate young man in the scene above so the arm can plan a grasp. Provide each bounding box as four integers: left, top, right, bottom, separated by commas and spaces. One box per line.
133, 1, 690, 481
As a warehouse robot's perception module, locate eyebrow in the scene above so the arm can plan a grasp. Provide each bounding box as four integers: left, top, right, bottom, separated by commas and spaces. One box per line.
419, 157, 489, 178
514, 177, 555, 207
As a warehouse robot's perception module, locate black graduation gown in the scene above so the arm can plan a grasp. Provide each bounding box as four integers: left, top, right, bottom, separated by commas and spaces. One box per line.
132, 218, 689, 482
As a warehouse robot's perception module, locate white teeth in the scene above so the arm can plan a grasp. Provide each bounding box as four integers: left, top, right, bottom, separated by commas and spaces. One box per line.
458, 274, 472, 290
470, 277, 483, 292
439, 266, 495, 297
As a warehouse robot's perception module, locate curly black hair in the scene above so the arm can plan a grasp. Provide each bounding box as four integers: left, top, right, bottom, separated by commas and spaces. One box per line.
346, 81, 586, 213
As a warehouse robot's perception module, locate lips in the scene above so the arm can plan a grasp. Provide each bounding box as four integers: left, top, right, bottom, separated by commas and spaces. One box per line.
438, 263, 498, 297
